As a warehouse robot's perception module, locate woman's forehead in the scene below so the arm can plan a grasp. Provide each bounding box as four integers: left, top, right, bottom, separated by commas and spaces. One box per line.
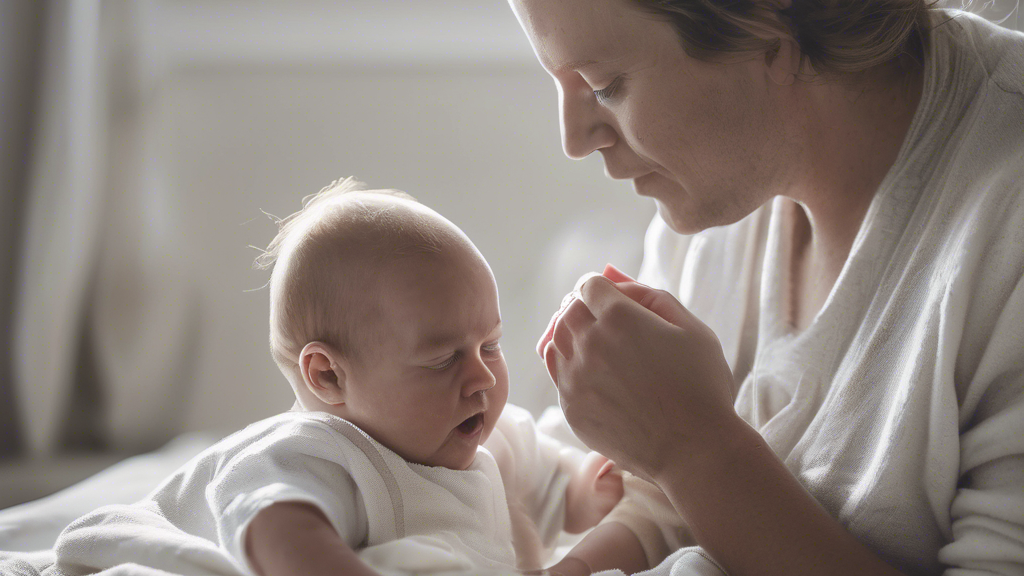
510, 0, 653, 71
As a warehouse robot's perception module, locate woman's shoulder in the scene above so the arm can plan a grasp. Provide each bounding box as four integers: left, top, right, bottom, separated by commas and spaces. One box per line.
908, 10, 1023, 186
934, 8, 1024, 95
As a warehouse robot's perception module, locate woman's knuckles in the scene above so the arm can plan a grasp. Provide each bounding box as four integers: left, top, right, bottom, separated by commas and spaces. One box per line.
551, 319, 574, 359
544, 342, 560, 385
561, 297, 595, 333
600, 299, 636, 327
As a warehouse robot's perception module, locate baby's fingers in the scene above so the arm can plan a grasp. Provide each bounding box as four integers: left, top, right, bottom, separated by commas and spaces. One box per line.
579, 451, 613, 479
594, 466, 624, 508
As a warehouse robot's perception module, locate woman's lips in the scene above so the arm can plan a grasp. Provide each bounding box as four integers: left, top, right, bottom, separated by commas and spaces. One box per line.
606, 164, 654, 180
632, 172, 659, 195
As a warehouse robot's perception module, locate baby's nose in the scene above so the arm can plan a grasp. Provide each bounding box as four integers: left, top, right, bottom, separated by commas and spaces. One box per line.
462, 358, 495, 396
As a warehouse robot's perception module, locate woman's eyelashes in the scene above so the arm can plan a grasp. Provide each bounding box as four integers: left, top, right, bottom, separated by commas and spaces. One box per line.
594, 76, 623, 104
425, 342, 502, 371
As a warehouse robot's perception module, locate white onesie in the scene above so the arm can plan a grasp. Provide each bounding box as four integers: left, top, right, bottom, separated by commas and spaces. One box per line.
50, 404, 588, 576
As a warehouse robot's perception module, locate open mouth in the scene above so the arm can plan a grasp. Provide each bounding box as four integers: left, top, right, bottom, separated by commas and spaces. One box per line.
456, 413, 484, 437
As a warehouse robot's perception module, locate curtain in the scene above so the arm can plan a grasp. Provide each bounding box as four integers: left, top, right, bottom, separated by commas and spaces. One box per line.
11, 0, 197, 459
13, 0, 107, 458
0, 0, 45, 459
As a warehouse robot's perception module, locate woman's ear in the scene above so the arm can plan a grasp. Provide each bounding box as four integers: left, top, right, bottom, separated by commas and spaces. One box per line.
765, 37, 801, 86
299, 342, 348, 405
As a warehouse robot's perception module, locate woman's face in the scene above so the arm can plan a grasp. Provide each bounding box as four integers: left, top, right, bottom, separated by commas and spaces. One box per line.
509, 0, 795, 233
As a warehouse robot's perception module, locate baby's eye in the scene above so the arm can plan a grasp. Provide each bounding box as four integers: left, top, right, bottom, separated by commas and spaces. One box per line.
482, 342, 502, 354
426, 352, 461, 371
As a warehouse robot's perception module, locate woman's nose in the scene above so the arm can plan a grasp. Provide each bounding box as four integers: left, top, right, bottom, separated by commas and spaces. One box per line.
461, 354, 495, 397
559, 84, 616, 160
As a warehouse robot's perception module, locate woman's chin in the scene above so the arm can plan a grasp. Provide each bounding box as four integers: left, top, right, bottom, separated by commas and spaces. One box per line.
634, 175, 706, 234
656, 199, 704, 235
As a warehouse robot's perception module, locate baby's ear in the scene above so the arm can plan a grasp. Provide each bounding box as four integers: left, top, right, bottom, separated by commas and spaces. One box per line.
299, 342, 347, 405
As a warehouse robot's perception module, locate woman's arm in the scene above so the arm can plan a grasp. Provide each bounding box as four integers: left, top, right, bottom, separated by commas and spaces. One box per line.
544, 276, 911, 576
655, 417, 905, 576
245, 501, 380, 576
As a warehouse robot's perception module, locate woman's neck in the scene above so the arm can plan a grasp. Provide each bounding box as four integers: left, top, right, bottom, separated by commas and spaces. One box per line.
784, 62, 924, 330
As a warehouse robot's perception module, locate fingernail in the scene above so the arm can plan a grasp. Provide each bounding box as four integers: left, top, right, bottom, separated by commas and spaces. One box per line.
602, 263, 634, 282
573, 272, 602, 296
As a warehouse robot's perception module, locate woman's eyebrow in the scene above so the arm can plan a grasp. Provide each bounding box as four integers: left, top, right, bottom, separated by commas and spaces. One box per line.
554, 58, 599, 73
554, 56, 630, 75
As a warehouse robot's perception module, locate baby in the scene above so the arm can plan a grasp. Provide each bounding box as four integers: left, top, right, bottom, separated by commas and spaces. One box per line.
49, 177, 661, 576
239, 177, 634, 575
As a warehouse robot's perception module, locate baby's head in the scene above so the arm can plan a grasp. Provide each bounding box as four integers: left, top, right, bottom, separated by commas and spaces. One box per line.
259, 178, 508, 470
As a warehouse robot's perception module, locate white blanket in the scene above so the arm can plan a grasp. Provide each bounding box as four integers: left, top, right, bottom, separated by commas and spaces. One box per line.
0, 540, 526, 576
0, 514, 524, 576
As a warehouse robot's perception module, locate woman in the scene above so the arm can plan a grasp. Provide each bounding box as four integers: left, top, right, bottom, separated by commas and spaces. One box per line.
508, 0, 1024, 574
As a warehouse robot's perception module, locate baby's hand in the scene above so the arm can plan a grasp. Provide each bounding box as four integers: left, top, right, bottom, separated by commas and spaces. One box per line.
564, 451, 624, 534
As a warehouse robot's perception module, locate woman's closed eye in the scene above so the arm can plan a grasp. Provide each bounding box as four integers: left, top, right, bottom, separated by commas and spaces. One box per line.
594, 77, 623, 104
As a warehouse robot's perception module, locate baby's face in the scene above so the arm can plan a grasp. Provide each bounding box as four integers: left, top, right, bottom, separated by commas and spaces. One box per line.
338, 250, 509, 470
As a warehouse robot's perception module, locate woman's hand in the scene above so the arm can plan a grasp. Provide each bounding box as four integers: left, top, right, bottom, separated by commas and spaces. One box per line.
564, 451, 623, 533
540, 267, 909, 576
539, 265, 741, 482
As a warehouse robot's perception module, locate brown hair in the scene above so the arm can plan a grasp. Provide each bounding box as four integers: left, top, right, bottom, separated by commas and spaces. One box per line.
630, 0, 937, 78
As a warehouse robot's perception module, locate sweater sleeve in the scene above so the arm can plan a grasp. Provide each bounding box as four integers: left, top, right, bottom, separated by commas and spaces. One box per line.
938, 274, 1024, 575
207, 418, 368, 576
487, 404, 584, 547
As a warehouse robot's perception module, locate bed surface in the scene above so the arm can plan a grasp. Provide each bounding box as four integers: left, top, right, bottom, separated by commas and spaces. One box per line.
0, 432, 219, 552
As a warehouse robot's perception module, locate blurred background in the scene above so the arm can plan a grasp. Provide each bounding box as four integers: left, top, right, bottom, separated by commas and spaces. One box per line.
0, 0, 658, 509
0, 0, 1019, 510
